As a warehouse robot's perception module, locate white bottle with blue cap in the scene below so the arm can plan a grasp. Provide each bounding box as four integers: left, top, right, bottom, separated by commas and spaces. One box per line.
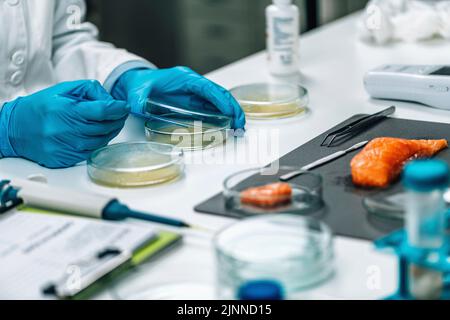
404, 160, 450, 299
266, 0, 300, 76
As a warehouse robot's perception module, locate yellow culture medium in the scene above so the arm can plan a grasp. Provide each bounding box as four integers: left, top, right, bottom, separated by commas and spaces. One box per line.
230, 83, 309, 120
145, 115, 231, 151
88, 142, 184, 188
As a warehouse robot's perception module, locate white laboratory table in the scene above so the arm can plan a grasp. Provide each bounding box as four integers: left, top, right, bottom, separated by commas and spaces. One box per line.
3, 13, 450, 300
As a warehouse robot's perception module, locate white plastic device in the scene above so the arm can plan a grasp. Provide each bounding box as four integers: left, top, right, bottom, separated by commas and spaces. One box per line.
364, 65, 450, 110
10, 177, 112, 219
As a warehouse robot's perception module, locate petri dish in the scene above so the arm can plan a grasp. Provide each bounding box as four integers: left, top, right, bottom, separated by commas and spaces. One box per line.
88, 142, 184, 188
214, 215, 334, 299
363, 189, 450, 221
363, 192, 407, 221
144, 100, 232, 151
224, 167, 323, 216
230, 83, 309, 120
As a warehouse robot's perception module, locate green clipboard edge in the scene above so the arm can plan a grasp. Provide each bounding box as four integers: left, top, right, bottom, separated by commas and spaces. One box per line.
74, 231, 182, 300
17, 206, 183, 300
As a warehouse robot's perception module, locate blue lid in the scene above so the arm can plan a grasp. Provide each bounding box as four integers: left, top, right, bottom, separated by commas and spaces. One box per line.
403, 160, 450, 192
237, 280, 284, 301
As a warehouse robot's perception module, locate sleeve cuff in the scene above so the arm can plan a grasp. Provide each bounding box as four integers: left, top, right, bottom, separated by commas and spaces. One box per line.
103, 60, 156, 93
0, 103, 3, 159
0, 101, 17, 158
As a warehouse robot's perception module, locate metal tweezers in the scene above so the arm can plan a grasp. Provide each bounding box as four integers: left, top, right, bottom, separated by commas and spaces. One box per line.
321, 106, 396, 147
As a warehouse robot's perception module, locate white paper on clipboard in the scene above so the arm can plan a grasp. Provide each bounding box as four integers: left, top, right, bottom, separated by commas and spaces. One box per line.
0, 208, 156, 299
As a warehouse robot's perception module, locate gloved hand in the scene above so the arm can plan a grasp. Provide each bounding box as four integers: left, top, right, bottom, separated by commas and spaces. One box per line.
0, 80, 130, 168
111, 66, 246, 129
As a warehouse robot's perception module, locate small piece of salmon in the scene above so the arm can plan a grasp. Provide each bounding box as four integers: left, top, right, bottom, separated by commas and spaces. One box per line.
351, 137, 448, 188
241, 183, 293, 208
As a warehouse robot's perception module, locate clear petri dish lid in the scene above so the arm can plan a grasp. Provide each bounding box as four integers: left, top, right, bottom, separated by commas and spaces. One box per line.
363, 189, 450, 221
145, 99, 232, 131
88, 142, 184, 188
146, 113, 230, 135
363, 192, 406, 221
230, 83, 309, 120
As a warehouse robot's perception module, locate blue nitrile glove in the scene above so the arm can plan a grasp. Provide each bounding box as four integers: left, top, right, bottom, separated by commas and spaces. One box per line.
0, 80, 130, 168
111, 66, 246, 129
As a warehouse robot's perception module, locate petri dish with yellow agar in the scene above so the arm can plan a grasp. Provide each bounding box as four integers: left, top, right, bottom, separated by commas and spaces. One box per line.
230, 83, 309, 120
88, 142, 184, 188
144, 100, 232, 151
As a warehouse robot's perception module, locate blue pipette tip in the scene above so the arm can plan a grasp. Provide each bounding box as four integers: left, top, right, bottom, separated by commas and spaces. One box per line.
103, 200, 193, 228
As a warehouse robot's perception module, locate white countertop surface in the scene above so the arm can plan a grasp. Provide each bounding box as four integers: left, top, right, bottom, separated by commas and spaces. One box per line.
3, 12, 450, 300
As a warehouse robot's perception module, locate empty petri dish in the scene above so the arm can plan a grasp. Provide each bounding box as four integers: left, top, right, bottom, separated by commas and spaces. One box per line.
363, 192, 407, 221
144, 100, 232, 151
230, 83, 309, 120
88, 142, 184, 188
364, 189, 450, 221
214, 215, 334, 299
224, 167, 323, 215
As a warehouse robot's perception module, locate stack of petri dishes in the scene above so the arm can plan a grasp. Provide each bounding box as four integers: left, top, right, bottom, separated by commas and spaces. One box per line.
230, 83, 309, 120
214, 215, 334, 300
88, 142, 184, 188
144, 100, 232, 151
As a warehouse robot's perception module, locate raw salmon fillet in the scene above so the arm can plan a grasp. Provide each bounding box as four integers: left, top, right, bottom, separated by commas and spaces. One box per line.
351, 137, 448, 188
241, 183, 293, 208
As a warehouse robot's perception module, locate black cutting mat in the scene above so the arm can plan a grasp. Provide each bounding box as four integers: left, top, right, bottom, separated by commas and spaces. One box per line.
194, 115, 450, 241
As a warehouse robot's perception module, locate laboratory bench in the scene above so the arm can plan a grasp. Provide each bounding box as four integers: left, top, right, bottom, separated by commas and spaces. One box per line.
3, 12, 450, 300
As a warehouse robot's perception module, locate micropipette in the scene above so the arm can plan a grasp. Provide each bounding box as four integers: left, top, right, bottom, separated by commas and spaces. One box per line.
0, 178, 192, 228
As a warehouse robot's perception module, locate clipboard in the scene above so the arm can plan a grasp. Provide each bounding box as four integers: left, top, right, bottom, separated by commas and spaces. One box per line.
0, 206, 182, 300
41, 231, 182, 300
70, 231, 182, 300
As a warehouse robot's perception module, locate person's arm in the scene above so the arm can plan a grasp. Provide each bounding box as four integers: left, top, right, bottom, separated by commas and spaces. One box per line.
51, 0, 155, 92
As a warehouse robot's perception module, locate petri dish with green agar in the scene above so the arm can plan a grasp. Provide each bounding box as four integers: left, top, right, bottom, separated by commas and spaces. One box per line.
230, 83, 309, 120
144, 100, 232, 151
88, 142, 184, 188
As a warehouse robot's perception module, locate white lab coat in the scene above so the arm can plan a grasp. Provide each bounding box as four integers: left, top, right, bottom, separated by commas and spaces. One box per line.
0, 0, 151, 105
